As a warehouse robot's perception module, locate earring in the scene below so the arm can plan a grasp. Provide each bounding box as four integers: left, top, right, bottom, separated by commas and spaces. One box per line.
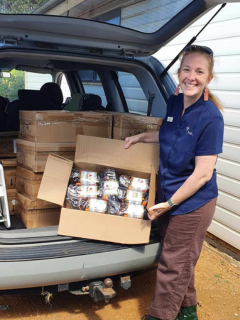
204, 87, 209, 101
174, 84, 180, 96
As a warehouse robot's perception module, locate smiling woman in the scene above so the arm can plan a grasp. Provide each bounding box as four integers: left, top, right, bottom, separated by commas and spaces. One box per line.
125, 45, 224, 320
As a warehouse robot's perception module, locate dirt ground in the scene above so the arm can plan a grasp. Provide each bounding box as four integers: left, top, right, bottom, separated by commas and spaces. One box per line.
0, 244, 239, 320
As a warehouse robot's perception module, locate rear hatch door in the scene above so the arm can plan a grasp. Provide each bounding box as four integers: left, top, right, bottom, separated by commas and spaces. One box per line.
0, 0, 239, 57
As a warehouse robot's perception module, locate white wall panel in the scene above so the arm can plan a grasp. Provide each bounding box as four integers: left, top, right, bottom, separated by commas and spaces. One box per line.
208, 220, 240, 250
217, 174, 240, 198
214, 206, 240, 233
221, 142, 240, 163
223, 109, 240, 127
224, 126, 240, 145
211, 91, 240, 109
217, 191, 240, 216
209, 74, 240, 91
216, 158, 240, 180
170, 18, 240, 46
155, 36, 240, 61
191, 4, 240, 27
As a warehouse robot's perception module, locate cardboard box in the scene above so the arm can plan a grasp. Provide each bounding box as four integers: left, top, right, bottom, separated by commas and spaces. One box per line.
16, 166, 43, 199
19, 111, 113, 143
113, 114, 163, 140
0, 158, 17, 167
1, 158, 17, 190
0, 132, 18, 158
38, 135, 159, 244
3, 167, 16, 189
7, 189, 19, 215
16, 139, 75, 172
17, 192, 60, 211
17, 206, 61, 229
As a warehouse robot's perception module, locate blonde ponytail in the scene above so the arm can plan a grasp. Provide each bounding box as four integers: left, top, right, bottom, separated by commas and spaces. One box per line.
208, 89, 224, 112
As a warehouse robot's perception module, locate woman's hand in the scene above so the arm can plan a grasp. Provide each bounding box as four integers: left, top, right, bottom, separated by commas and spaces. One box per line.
125, 132, 159, 149
125, 134, 143, 149
147, 202, 171, 220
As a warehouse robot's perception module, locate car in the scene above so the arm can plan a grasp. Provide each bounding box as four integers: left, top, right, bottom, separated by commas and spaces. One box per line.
0, 0, 236, 302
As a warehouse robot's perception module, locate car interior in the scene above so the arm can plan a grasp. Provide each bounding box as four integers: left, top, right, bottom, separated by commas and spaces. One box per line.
0, 50, 169, 237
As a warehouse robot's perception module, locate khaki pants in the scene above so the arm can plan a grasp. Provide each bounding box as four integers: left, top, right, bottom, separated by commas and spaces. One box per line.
149, 198, 217, 320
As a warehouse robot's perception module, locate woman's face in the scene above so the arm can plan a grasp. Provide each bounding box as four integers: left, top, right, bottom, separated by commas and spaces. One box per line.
178, 53, 212, 100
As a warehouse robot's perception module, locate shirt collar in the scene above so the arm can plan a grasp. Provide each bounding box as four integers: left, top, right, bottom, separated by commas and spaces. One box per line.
182, 93, 204, 115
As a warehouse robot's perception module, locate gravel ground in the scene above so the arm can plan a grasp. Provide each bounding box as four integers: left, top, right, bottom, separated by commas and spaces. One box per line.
0, 244, 239, 320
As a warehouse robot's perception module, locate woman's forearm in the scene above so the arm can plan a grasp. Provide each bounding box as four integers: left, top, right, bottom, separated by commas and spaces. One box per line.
139, 131, 159, 143
171, 172, 209, 205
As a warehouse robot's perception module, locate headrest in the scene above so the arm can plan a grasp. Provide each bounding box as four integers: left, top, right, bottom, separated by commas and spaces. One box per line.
18, 89, 49, 102
79, 94, 102, 111
40, 82, 63, 108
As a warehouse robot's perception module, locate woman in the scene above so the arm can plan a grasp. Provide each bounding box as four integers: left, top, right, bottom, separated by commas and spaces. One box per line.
125, 45, 224, 320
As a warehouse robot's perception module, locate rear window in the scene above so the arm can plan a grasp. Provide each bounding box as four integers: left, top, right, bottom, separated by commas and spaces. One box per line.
2, 0, 194, 34
78, 70, 107, 107
0, 70, 52, 101
118, 72, 148, 115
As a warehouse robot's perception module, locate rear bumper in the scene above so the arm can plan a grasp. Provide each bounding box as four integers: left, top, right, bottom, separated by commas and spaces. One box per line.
0, 242, 161, 290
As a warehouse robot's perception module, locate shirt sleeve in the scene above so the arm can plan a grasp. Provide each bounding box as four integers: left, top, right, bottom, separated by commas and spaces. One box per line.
195, 115, 224, 156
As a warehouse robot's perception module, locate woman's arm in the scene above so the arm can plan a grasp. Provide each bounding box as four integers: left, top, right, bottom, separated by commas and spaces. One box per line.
125, 131, 159, 149
148, 154, 218, 220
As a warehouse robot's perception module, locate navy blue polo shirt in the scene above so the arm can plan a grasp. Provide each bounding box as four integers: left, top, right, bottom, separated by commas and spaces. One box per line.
157, 93, 224, 215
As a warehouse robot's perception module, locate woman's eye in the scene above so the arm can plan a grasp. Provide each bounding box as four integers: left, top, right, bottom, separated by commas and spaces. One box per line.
183, 68, 189, 72
197, 70, 203, 74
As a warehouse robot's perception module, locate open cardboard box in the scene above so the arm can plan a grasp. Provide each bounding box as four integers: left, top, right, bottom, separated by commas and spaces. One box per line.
38, 135, 159, 244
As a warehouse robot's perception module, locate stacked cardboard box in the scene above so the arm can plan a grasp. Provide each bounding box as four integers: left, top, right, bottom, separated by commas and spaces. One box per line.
16, 110, 113, 228
0, 132, 18, 158
113, 113, 163, 141
1, 158, 18, 216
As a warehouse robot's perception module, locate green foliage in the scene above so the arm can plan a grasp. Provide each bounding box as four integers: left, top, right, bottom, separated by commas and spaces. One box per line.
0, 0, 46, 14
0, 70, 25, 101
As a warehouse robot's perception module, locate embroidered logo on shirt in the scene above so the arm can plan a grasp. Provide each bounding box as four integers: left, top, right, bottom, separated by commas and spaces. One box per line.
167, 116, 173, 122
186, 126, 193, 136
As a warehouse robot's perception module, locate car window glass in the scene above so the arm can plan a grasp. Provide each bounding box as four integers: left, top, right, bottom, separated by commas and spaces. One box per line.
0, 70, 52, 101
3, 0, 194, 34
25, 72, 52, 90
60, 74, 71, 102
118, 72, 148, 115
78, 70, 107, 107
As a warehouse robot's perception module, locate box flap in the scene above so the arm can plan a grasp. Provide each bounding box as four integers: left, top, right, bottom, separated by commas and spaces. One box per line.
58, 208, 151, 244
37, 154, 73, 206
75, 135, 159, 173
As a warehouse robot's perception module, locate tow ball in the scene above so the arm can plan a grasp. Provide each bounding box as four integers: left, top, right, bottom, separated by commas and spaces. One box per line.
89, 278, 116, 303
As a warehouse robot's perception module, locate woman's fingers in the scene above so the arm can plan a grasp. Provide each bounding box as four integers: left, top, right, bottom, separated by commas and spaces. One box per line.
124, 137, 132, 149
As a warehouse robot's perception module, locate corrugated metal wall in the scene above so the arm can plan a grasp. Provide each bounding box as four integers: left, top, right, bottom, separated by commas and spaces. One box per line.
154, 3, 240, 250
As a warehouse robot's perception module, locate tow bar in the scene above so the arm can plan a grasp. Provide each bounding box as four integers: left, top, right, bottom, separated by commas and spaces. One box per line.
89, 278, 116, 303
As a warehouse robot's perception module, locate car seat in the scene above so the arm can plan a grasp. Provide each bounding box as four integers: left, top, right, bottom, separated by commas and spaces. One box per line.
40, 82, 63, 110
78, 94, 105, 111
5, 89, 56, 131
63, 93, 84, 111
0, 96, 9, 132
